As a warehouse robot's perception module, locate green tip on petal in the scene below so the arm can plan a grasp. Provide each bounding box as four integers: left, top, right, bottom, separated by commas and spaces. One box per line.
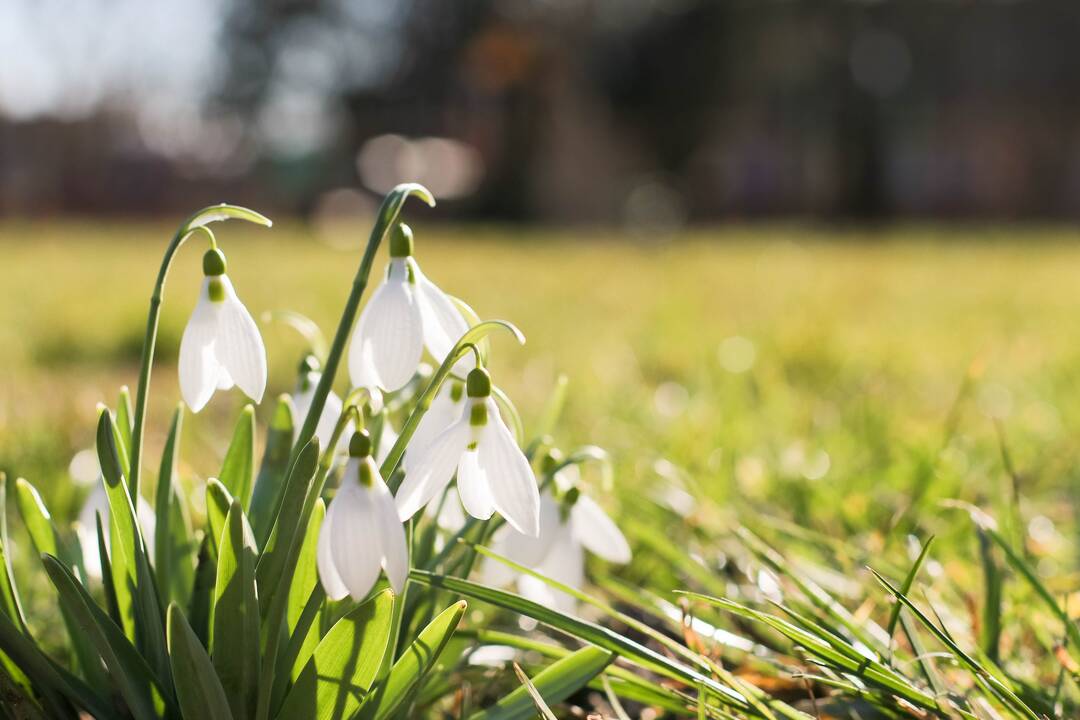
563, 486, 580, 506
202, 248, 227, 276
541, 448, 564, 476
466, 367, 492, 398
298, 353, 321, 375
389, 223, 414, 258
349, 430, 373, 458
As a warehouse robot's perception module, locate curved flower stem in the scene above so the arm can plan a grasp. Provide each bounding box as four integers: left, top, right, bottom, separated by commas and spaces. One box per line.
128, 204, 270, 496
253, 405, 358, 720
289, 184, 435, 472
381, 319, 526, 490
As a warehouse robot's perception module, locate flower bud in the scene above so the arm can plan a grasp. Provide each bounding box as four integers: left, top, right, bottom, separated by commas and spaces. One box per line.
388, 223, 414, 258
466, 367, 492, 398
349, 430, 373, 459
202, 248, 227, 276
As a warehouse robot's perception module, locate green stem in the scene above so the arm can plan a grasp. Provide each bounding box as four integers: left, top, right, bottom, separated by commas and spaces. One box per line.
128, 205, 271, 497
381, 319, 525, 490
254, 408, 357, 720
289, 184, 435, 475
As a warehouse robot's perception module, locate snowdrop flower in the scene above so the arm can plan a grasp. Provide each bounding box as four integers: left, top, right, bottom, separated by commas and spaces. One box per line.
291, 355, 352, 454
404, 379, 465, 471
348, 224, 470, 392
179, 248, 267, 412
482, 485, 631, 615
76, 483, 156, 581
317, 431, 408, 601
396, 368, 540, 536
374, 414, 399, 466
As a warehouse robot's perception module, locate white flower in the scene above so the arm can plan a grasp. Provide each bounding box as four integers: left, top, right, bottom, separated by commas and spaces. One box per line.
76, 483, 157, 581
348, 224, 469, 393
291, 356, 352, 454
317, 432, 408, 601
178, 249, 266, 412
375, 417, 399, 466
404, 379, 465, 471
395, 369, 540, 536
482, 485, 631, 615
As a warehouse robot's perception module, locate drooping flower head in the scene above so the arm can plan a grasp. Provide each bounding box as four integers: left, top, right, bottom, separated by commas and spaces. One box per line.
317, 430, 408, 601
482, 467, 631, 614
395, 367, 540, 536
404, 378, 465, 469
179, 248, 267, 412
291, 354, 352, 455
348, 223, 470, 392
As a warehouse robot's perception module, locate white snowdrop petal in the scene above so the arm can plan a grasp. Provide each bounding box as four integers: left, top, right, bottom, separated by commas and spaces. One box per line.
316, 501, 350, 601
552, 464, 580, 493
478, 404, 540, 536
543, 532, 586, 591
215, 277, 267, 404
405, 384, 462, 471
519, 532, 584, 615
178, 282, 221, 412
516, 573, 558, 609
376, 419, 399, 466
479, 527, 519, 587
331, 483, 383, 601
76, 485, 111, 580
412, 262, 470, 367
215, 368, 235, 391
395, 420, 470, 521
424, 487, 467, 532
291, 386, 314, 443
570, 495, 632, 564
347, 338, 381, 392
455, 448, 494, 520
349, 262, 424, 391
372, 478, 409, 593
319, 390, 349, 452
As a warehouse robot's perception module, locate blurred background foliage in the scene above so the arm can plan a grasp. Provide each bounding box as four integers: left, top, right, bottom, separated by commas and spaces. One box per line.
3, 0, 1080, 224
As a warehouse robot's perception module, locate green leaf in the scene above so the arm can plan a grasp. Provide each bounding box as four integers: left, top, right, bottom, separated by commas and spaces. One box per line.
42, 555, 172, 720
167, 604, 235, 720
0, 475, 27, 631
206, 478, 234, 557
249, 396, 296, 549
275, 589, 394, 720
356, 600, 467, 720
467, 647, 613, 720
0, 662, 48, 720
220, 405, 256, 508
288, 498, 323, 636
255, 439, 321, 615
96, 513, 122, 627
409, 570, 755, 715
0, 609, 115, 720
212, 500, 261, 720
189, 537, 217, 646
13, 478, 106, 688
869, 569, 1040, 720
155, 406, 194, 608
96, 411, 171, 697
512, 664, 558, 720
181, 203, 273, 233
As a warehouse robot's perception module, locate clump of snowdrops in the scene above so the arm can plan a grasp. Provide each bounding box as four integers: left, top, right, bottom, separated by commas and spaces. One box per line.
0, 184, 692, 720
2, 184, 1069, 720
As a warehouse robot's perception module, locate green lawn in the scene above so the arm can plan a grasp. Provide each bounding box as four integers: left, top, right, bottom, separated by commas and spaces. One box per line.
4, 220, 1080, 715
